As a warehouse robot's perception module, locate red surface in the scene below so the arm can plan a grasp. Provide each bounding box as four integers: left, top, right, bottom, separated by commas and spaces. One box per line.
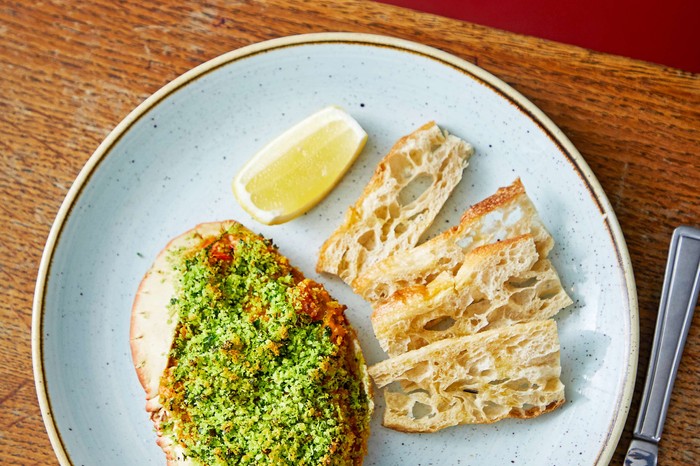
376, 0, 700, 73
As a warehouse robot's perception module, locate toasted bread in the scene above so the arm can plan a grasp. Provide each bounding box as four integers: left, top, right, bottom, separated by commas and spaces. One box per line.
367, 320, 565, 432
316, 122, 474, 287
131, 221, 373, 465
371, 234, 571, 357
353, 179, 553, 303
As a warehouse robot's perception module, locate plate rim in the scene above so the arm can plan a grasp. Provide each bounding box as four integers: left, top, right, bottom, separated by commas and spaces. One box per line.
31, 31, 639, 465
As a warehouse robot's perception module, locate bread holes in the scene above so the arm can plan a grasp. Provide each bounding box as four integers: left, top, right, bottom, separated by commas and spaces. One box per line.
480, 210, 505, 237
367, 321, 566, 431
423, 271, 441, 284
402, 361, 432, 381
544, 378, 561, 391
461, 301, 492, 332
537, 285, 560, 300
423, 315, 456, 332
463, 361, 496, 378
456, 234, 475, 250
406, 208, 428, 223
445, 380, 479, 395
428, 142, 443, 154
466, 298, 491, 313
488, 378, 509, 386
386, 155, 410, 182
354, 248, 367, 271
482, 401, 508, 418
437, 256, 453, 266
411, 401, 435, 420
485, 304, 509, 323
373, 284, 389, 301
406, 387, 431, 396
388, 202, 401, 219
397, 173, 434, 207
507, 276, 538, 289
408, 148, 427, 166
503, 378, 534, 391
449, 261, 464, 277
510, 288, 535, 306
495, 250, 509, 268
386, 379, 427, 395
385, 381, 405, 394
407, 336, 429, 352
357, 230, 377, 251
503, 205, 524, 227
393, 222, 408, 237
338, 253, 351, 277
380, 221, 392, 241
373, 205, 389, 221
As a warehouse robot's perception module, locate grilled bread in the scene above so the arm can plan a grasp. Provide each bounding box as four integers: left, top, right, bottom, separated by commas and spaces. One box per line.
316, 122, 474, 287
131, 221, 373, 465
367, 320, 565, 432
371, 234, 571, 357
354, 179, 571, 432
353, 178, 553, 303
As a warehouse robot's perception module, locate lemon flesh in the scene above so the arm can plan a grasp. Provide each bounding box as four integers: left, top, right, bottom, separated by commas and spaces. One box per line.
233, 107, 367, 225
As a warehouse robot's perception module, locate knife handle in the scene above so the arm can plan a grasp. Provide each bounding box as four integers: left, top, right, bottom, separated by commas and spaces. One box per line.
634, 226, 700, 443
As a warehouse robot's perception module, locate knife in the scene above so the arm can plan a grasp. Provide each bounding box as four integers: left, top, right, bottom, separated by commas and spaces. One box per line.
624, 226, 700, 465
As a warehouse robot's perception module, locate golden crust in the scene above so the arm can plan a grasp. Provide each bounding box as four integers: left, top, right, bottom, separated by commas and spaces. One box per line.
382, 398, 565, 433
368, 320, 566, 432
317, 121, 473, 286
456, 178, 525, 227
352, 178, 555, 303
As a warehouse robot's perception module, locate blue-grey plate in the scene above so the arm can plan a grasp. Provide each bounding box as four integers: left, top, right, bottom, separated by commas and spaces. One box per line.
33, 33, 638, 465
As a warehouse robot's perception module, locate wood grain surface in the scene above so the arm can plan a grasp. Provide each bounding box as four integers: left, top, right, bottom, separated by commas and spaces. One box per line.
1, 0, 698, 464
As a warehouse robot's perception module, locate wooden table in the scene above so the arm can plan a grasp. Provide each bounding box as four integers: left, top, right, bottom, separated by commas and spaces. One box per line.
1, 0, 698, 464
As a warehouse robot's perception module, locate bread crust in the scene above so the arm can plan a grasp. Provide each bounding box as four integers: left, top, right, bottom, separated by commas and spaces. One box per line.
353, 178, 555, 303
367, 320, 565, 432
130, 221, 372, 465
316, 121, 473, 287
347, 180, 571, 434
370, 234, 572, 357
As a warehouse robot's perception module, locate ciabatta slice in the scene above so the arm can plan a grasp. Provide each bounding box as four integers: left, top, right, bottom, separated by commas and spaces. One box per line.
371, 235, 572, 357
316, 122, 474, 287
354, 178, 552, 303
368, 320, 565, 433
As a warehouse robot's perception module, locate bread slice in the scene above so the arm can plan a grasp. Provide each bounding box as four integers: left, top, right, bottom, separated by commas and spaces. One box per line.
316, 122, 474, 287
131, 221, 373, 465
371, 234, 572, 357
353, 178, 552, 303
367, 319, 565, 433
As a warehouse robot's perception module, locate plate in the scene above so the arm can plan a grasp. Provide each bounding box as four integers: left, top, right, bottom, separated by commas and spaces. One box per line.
32, 33, 638, 465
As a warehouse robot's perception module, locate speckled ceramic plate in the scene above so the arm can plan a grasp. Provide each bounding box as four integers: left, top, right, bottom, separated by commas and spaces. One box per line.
33, 33, 638, 465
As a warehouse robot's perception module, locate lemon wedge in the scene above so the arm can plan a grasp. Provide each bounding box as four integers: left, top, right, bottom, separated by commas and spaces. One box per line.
233, 106, 367, 225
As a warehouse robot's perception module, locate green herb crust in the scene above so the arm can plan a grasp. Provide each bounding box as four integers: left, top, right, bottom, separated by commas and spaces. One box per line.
158, 223, 371, 465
